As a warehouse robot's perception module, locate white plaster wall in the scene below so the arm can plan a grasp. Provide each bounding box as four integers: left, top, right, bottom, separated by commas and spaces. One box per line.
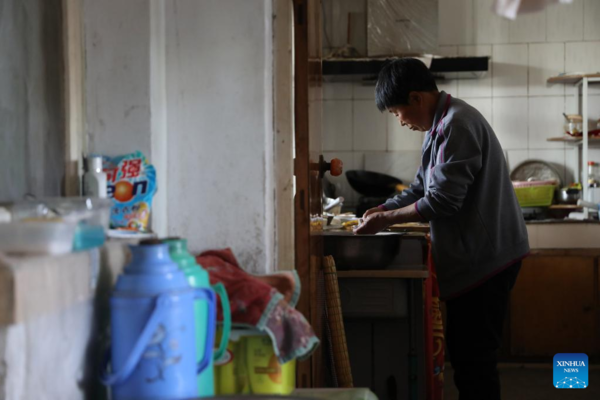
165, 0, 275, 273
0, 244, 128, 399
1, 300, 98, 400
0, 0, 64, 201
83, 0, 152, 157
83, 0, 276, 272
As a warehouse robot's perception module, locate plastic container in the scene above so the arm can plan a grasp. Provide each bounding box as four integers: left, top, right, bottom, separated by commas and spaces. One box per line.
41, 197, 112, 229
73, 224, 107, 251
511, 179, 558, 188
6, 197, 112, 228
1, 198, 112, 253
513, 185, 556, 207
0, 220, 78, 255
214, 329, 296, 395
38, 198, 111, 252
164, 238, 231, 397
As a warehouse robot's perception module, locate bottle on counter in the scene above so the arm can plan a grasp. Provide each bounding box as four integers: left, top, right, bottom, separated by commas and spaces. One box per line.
83, 154, 107, 198
588, 161, 599, 188
163, 237, 232, 398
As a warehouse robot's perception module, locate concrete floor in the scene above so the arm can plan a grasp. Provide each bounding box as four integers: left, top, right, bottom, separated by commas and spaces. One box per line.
443, 363, 600, 400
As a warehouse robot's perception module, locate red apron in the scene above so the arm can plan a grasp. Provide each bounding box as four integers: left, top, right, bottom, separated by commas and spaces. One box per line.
424, 235, 445, 400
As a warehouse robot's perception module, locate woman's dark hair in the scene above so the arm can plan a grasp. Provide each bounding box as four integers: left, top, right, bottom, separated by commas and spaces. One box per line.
375, 58, 438, 111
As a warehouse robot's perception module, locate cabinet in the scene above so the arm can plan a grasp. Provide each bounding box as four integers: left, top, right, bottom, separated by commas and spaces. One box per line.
509, 253, 600, 358
339, 272, 427, 400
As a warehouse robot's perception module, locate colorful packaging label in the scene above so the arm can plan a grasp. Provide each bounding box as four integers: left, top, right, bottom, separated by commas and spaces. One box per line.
102, 151, 156, 231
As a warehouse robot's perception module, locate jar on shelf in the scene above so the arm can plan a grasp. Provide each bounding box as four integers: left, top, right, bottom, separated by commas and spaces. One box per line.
565, 114, 583, 137
588, 161, 599, 187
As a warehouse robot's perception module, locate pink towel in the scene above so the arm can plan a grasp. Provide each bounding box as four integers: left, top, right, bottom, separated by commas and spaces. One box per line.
196, 248, 319, 363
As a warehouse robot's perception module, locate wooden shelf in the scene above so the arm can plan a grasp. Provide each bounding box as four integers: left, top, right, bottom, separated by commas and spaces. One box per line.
546, 73, 600, 220
336, 268, 429, 279
547, 73, 600, 84
547, 136, 600, 144
548, 204, 582, 210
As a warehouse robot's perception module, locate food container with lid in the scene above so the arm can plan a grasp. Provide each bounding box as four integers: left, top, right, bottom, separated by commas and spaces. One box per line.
0, 220, 78, 255
564, 114, 583, 137
0, 197, 112, 254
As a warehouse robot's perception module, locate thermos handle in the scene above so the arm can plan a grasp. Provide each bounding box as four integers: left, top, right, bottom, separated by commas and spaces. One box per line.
211, 283, 231, 362
195, 288, 217, 375
100, 294, 171, 386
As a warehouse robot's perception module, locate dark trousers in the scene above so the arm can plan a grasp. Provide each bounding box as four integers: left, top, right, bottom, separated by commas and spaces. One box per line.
445, 261, 522, 400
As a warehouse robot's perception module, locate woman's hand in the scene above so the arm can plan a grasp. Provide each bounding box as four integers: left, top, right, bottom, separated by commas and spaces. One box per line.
362, 206, 385, 218
354, 212, 392, 235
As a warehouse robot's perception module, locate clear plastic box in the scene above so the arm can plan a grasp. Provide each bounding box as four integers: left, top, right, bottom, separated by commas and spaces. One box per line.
0, 197, 112, 255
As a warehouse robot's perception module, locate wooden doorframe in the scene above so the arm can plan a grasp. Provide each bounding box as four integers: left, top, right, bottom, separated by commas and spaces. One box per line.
293, 0, 325, 388
62, 0, 86, 197
273, 0, 296, 272
293, 0, 313, 386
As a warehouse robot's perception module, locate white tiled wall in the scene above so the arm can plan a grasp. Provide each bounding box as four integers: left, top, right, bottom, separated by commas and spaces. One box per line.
492, 44, 529, 97
322, 0, 600, 206
583, 0, 600, 40
322, 81, 425, 205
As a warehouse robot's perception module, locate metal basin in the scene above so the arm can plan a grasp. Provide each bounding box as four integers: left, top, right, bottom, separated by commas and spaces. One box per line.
323, 231, 402, 270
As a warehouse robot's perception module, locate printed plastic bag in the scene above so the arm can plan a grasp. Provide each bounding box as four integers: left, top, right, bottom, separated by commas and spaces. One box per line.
102, 151, 156, 231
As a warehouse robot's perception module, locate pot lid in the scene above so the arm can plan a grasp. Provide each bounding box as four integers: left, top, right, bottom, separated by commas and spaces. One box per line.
510, 160, 563, 188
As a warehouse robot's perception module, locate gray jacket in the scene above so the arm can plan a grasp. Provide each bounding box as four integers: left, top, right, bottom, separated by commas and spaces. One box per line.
383, 92, 529, 299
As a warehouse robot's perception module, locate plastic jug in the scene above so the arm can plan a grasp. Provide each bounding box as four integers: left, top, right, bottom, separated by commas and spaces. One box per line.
100, 242, 216, 400
164, 238, 232, 397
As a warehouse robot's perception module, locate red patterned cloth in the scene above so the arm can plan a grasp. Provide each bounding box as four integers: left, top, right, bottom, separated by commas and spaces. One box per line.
196, 248, 319, 364
424, 237, 445, 400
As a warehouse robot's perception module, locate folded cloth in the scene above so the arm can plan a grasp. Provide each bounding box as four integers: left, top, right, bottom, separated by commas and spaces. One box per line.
254, 271, 301, 308
196, 248, 319, 364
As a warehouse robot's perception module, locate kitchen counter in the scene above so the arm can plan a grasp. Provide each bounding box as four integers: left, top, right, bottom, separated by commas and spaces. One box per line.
525, 219, 600, 224
527, 222, 600, 248
322, 227, 430, 400
326, 218, 600, 250
336, 268, 429, 279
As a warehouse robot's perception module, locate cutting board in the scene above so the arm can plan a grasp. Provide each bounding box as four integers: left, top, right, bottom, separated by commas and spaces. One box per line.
387, 222, 430, 233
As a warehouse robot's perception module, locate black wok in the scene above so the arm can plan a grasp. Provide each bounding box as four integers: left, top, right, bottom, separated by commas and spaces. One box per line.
346, 170, 403, 197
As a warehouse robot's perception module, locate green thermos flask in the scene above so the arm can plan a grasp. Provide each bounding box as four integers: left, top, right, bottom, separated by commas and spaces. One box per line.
164, 238, 231, 397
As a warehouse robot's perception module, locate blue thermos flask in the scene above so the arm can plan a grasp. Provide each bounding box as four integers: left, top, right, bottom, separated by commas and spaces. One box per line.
100, 242, 216, 400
